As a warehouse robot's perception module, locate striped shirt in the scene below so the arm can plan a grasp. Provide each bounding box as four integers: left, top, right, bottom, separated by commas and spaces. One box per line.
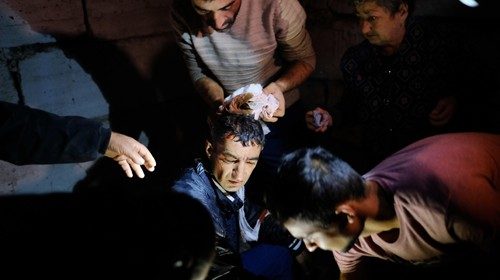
171, 0, 316, 107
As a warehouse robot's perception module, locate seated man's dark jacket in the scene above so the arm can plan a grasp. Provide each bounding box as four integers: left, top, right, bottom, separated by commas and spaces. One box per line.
0, 101, 110, 165
172, 159, 298, 254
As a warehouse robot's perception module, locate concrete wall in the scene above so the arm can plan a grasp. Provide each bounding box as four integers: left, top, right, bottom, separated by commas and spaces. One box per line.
1, 0, 498, 194
0, 0, 182, 194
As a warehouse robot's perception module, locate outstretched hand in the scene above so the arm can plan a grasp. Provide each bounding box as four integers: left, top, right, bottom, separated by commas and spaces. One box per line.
104, 132, 156, 178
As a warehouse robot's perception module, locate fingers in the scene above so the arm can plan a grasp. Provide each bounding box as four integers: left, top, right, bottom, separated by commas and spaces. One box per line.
125, 149, 146, 166
429, 96, 456, 126
260, 110, 278, 122
305, 111, 317, 130
273, 107, 285, 118
429, 114, 450, 126
429, 107, 445, 120
137, 147, 156, 172
106, 132, 156, 178
127, 157, 146, 178
429, 105, 454, 126
305, 108, 332, 133
271, 91, 285, 118
124, 144, 157, 174
224, 94, 254, 115
261, 115, 278, 122
429, 112, 451, 126
115, 155, 134, 178
114, 155, 146, 179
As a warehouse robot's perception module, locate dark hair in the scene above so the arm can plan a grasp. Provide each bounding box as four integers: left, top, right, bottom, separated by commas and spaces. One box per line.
350, 0, 414, 16
209, 113, 265, 148
265, 147, 365, 226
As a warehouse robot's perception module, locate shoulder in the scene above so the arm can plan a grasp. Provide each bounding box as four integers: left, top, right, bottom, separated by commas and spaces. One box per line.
172, 161, 211, 193
267, 0, 306, 17
333, 249, 365, 274
400, 133, 500, 162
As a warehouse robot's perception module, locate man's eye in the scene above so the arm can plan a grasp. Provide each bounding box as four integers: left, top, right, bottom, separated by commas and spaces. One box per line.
246, 161, 257, 166
195, 9, 210, 15
222, 158, 238, 164
368, 16, 377, 22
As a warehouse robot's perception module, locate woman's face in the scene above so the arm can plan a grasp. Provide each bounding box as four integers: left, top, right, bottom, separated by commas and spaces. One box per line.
355, 1, 407, 50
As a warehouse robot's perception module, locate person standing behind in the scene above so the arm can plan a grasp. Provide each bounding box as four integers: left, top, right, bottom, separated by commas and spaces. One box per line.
265, 133, 500, 280
170, 0, 316, 198
0, 101, 156, 178
306, 0, 463, 173
172, 113, 303, 279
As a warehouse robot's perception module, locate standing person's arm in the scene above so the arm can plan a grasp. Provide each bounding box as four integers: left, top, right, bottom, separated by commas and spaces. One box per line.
0, 101, 155, 178
170, 5, 225, 114
262, 0, 316, 118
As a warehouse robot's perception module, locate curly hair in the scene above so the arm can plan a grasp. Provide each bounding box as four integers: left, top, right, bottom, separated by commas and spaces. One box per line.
208, 113, 265, 148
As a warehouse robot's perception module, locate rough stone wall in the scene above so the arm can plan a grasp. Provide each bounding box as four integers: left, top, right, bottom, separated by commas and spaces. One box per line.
0, 0, 180, 194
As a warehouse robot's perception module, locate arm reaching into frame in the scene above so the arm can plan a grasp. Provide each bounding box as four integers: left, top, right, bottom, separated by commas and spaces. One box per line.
104, 132, 156, 178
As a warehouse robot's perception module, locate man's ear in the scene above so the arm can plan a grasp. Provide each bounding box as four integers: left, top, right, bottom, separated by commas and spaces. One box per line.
335, 204, 356, 224
398, 2, 408, 20
205, 141, 213, 158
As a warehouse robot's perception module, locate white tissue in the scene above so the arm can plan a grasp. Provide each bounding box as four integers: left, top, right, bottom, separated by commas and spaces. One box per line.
313, 110, 322, 127
225, 84, 280, 121
224, 84, 279, 135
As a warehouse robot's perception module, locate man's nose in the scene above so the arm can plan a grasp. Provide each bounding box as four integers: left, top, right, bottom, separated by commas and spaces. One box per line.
360, 20, 371, 35
232, 162, 245, 181
208, 11, 226, 30
304, 240, 318, 252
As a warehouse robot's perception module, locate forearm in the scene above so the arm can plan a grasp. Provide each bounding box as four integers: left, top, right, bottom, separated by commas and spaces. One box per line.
272, 59, 315, 95
0, 101, 110, 165
194, 76, 226, 111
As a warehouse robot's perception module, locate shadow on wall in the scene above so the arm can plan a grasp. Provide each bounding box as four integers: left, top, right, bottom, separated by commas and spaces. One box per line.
1, 0, 207, 193
52, 34, 206, 192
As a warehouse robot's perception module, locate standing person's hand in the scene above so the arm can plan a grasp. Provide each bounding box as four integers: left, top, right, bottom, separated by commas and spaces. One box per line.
429, 96, 456, 126
305, 107, 332, 133
262, 82, 286, 122
104, 132, 156, 178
